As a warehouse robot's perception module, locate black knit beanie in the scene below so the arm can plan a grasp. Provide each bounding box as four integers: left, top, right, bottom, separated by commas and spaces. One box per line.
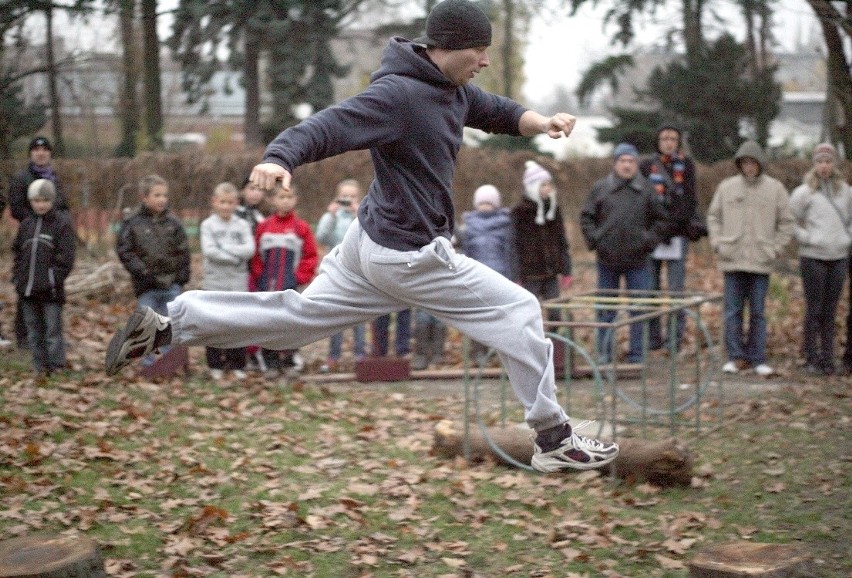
414, 0, 492, 50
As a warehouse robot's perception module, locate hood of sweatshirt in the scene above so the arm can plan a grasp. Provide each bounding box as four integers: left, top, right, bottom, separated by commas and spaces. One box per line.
734, 140, 767, 175
371, 37, 455, 89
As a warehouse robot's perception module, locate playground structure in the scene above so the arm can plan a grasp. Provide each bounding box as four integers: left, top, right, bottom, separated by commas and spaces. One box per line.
461, 289, 725, 471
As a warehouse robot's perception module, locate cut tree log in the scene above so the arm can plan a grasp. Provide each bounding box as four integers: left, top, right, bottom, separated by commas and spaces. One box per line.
0, 534, 107, 578
433, 420, 693, 487
689, 541, 812, 577
64, 262, 130, 300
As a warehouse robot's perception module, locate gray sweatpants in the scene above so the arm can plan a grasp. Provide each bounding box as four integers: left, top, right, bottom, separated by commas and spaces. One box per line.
169, 221, 568, 431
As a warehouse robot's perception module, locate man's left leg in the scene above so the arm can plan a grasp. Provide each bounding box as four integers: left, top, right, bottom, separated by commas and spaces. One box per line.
365, 236, 618, 472
667, 245, 688, 346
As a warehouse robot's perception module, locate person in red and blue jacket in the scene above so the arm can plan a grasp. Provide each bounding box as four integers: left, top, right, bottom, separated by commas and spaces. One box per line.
250, 184, 318, 374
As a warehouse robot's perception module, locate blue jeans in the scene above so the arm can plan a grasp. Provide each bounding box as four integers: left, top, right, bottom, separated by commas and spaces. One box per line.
138, 284, 182, 315
596, 261, 652, 363
20, 299, 66, 372
138, 284, 181, 365
372, 310, 411, 356
328, 324, 366, 361
723, 272, 769, 366
648, 244, 687, 348
800, 257, 847, 370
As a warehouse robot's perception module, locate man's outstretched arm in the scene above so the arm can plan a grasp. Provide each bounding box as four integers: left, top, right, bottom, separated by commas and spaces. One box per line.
519, 111, 576, 139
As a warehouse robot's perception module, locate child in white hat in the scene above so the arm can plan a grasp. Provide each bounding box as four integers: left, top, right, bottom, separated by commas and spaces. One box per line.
511, 161, 573, 320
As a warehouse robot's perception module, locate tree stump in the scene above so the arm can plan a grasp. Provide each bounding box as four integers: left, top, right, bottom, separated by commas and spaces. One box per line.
0, 534, 107, 578
689, 541, 811, 577
432, 420, 693, 487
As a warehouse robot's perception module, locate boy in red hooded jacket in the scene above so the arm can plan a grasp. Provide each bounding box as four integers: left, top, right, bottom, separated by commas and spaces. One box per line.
250, 184, 318, 374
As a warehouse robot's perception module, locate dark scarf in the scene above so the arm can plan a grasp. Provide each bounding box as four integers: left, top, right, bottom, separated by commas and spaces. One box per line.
30, 162, 57, 183
648, 153, 686, 198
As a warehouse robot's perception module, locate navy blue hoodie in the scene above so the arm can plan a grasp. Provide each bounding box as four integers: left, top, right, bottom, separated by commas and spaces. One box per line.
263, 37, 527, 251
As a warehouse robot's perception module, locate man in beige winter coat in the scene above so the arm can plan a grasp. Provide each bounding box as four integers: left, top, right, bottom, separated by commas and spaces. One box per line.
707, 140, 793, 377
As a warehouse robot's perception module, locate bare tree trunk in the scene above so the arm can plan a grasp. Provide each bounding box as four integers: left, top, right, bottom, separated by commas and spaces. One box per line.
243, 30, 262, 148
501, 0, 514, 99
116, 0, 139, 157
45, 4, 65, 156
807, 0, 852, 158
682, 0, 705, 64
141, 0, 163, 150
742, 0, 756, 75
757, 1, 771, 71
0, 534, 107, 577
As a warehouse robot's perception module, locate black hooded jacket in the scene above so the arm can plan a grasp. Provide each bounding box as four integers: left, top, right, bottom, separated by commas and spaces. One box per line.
12, 208, 76, 303
8, 164, 70, 222
116, 205, 191, 297
263, 37, 527, 251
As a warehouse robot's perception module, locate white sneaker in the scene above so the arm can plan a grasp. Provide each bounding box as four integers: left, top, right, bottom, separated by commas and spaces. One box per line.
292, 352, 305, 372
722, 361, 740, 374
754, 364, 773, 377
209, 368, 225, 380
0, 336, 12, 348
232, 369, 248, 380
105, 306, 172, 375
531, 421, 619, 472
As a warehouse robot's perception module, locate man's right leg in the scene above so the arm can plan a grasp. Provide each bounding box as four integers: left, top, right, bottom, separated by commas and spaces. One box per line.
20, 300, 46, 373
106, 225, 401, 374
648, 258, 664, 349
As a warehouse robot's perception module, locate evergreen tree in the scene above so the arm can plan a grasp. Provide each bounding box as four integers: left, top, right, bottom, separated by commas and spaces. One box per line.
570, 0, 781, 162
170, 0, 362, 147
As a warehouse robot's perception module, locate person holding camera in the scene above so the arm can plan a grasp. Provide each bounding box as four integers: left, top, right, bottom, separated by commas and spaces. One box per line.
315, 179, 366, 372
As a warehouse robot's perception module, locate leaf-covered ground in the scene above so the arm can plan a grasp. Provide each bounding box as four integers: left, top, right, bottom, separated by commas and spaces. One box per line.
1, 252, 850, 577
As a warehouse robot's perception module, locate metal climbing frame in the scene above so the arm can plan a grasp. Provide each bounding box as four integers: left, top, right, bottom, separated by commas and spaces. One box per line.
543, 289, 725, 436
461, 289, 724, 470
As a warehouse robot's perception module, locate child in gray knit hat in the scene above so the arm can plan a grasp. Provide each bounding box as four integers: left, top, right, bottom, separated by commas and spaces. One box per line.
12, 178, 75, 374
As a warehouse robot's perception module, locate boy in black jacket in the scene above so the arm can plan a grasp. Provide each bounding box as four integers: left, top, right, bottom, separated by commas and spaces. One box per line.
116, 174, 190, 366
12, 179, 76, 374
638, 124, 698, 351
